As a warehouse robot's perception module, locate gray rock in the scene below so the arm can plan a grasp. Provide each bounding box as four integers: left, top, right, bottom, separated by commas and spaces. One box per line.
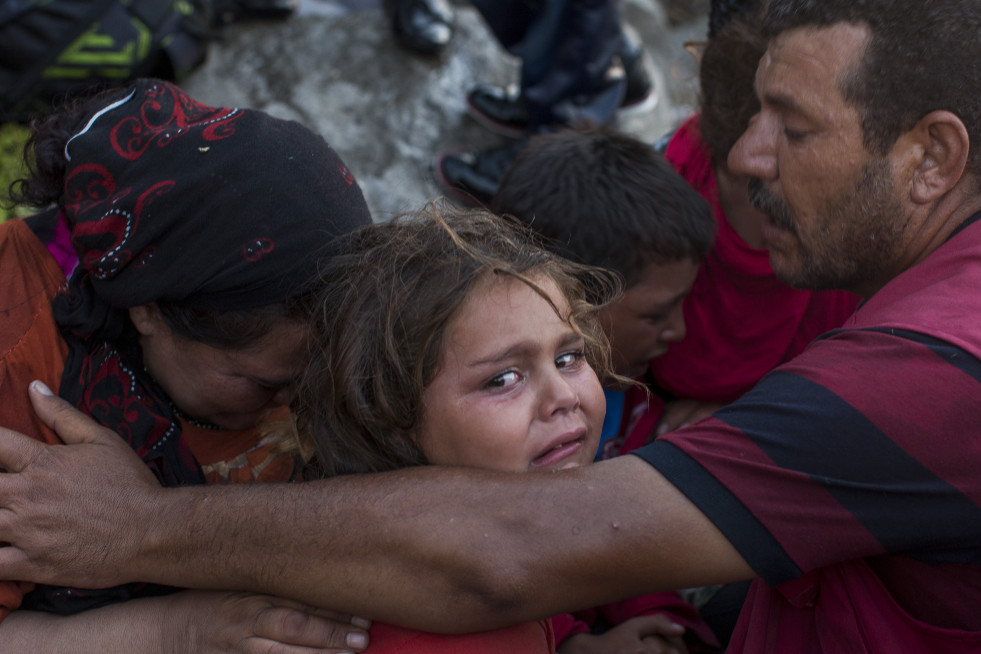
183, 1, 708, 221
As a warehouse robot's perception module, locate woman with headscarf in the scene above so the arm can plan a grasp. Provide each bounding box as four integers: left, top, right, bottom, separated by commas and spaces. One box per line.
0, 79, 373, 651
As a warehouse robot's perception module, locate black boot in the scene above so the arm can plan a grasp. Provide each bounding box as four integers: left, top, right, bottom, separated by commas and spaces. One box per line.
433, 139, 527, 206
465, 48, 653, 137
387, 0, 454, 55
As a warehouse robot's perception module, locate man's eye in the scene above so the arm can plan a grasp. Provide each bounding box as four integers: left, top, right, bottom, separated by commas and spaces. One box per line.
784, 128, 807, 142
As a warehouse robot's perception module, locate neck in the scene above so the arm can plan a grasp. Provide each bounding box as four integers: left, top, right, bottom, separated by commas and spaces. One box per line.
859, 188, 981, 298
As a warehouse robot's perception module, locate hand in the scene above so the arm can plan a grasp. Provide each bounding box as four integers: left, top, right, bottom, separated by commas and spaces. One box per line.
558, 614, 688, 654
0, 381, 165, 588
164, 590, 371, 653
0, 591, 371, 653
655, 400, 724, 438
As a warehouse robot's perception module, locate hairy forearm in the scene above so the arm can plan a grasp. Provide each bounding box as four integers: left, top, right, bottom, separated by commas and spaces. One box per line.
0, 389, 750, 636
136, 457, 750, 632
142, 467, 554, 629
0, 598, 166, 653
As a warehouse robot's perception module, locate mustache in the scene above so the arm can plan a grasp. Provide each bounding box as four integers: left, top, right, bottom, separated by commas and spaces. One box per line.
747, 178, 795, 232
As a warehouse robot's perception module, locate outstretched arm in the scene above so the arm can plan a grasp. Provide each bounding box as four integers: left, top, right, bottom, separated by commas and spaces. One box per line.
0, 383, 753, 632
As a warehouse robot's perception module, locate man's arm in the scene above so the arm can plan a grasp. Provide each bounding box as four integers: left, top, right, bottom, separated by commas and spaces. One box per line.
1, 591, 370, 653
0, 383, 754, 633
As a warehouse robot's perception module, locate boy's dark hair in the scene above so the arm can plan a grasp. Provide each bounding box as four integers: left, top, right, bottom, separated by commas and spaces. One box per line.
764, 0, 981, 177
491, 127, 715, 287
698, 0, 766, 167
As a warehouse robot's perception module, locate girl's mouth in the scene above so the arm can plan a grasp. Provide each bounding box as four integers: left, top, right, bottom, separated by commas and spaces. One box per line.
531, 437, 585, 469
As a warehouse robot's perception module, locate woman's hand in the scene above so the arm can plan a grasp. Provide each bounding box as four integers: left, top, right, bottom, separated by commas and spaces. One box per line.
558, 614, 688, 654
0, 591, 370, 653
163, 589, 371, 653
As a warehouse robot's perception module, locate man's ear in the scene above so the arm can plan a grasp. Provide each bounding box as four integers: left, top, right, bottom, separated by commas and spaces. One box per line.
128, 304, 160, 336
905, 110, 971, 204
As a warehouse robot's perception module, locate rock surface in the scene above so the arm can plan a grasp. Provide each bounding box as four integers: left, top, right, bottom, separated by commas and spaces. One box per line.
183, 0, 709, 220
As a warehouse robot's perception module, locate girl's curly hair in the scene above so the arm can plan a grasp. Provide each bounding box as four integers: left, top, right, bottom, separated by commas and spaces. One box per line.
299, 201, 622, 477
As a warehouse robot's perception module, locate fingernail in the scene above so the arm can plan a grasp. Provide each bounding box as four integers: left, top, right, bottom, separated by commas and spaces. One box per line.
31, 380, 54, 396
347, 632, 368, 649
351, 616, 372, 628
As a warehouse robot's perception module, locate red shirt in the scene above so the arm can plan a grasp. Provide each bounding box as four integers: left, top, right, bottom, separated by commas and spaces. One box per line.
652, 116, 860, 404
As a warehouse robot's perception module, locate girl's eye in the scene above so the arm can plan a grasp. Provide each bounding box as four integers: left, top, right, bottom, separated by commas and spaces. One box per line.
555, 350, 585, 370
485, 370, 521, 389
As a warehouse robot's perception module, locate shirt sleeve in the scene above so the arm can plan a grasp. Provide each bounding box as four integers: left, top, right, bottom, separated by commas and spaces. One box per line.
633, 328, 981, 586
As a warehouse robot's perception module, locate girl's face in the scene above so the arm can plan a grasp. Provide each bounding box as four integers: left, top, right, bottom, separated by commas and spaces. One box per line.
415, 273, 605, 473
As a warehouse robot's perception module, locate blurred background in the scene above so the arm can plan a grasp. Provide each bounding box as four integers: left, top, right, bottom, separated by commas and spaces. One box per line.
0, 0, 710, 221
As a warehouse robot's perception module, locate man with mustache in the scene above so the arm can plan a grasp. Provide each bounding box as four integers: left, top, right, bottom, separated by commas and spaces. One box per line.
0, 0, 980, 651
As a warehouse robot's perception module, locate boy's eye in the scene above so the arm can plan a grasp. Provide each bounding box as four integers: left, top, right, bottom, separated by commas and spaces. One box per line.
486, 370, 521, 389
555, 350, 585, 369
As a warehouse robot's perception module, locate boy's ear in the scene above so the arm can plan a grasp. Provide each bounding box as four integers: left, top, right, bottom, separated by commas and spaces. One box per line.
904, 110, 971, 204
128, 303, 161, 336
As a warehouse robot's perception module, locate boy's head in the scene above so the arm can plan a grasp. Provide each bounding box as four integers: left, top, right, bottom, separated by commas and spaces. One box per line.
492, 127, 715, 379
300, 203, 620, 476
698, 0, 767, 167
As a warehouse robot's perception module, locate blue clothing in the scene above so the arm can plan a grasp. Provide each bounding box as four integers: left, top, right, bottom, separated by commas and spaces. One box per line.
597, 387, 625, 460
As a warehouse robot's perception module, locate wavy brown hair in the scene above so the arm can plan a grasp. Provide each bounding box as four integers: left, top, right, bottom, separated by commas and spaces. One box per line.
298, 202, 621, 477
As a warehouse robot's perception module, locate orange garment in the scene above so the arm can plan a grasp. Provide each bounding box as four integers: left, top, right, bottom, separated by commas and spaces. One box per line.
0, 219, 67, 621
181, 412, 297, 484
0, 218, 297, 619
0, 219, 68, 447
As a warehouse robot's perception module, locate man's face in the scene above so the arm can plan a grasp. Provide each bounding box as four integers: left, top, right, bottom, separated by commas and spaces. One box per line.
728, 23, 907, 296
599, 258, 698, 380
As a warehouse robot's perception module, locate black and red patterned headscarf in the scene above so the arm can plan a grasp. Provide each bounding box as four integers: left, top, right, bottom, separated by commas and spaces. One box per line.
29, 79, 371, 615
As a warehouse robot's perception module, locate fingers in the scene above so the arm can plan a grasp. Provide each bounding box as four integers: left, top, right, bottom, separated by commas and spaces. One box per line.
0, 424, 48, 474
632, 613, 687, 638
28, 380, 120, 446
302, 606, 371, 630
0, 380, 122, 473
639, 635, 688, 654
252, 606, 370, 652
0, 545, 30, 579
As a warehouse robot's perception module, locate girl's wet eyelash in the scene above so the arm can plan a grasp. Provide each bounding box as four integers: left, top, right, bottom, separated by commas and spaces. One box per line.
485, 370, 520, 389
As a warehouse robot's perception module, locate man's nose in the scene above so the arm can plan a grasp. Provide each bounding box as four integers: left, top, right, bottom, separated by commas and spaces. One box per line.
728, 111, 778, 182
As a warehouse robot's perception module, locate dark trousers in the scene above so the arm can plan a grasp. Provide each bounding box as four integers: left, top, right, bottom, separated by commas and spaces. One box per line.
469, 0, 626, 131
